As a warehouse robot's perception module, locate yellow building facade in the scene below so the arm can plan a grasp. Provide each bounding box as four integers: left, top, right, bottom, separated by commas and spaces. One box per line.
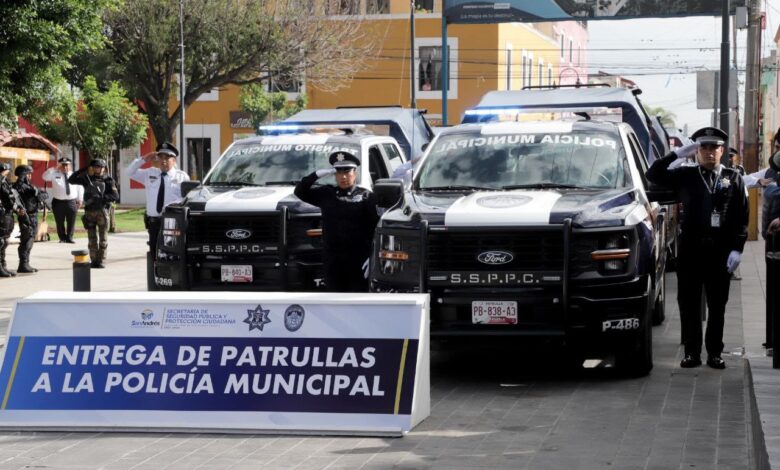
167, 2, 586, 179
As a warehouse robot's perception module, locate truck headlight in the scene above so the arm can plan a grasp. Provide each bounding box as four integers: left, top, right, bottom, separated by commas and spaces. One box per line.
591, 233, 631, 274
162, 216, 182, 249
374, 230, 420, 282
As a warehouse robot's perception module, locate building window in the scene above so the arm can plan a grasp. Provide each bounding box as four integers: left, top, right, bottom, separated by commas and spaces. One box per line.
266, 73, 305, 99
506, 45, 512, 91
415, 0, 434, 11
560, 35, 565, 58
538, 60, 543, 88
569, 39, 573, 63
416, 37, 458, 99
521, 54, 527, 88
367, 0, 389, 13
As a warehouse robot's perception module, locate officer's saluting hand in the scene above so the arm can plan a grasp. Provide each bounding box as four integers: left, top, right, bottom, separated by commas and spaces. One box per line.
294, 151, 379, 292
647, 126, 748, 370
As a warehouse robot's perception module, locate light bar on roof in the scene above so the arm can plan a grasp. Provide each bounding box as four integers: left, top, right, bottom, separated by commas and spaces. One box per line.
258, 123, 367, 134
465, 106, 615, 116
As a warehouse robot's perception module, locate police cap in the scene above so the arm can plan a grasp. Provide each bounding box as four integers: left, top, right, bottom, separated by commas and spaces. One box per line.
0, 162, 10, 173
156, 142, 179, 158
89, 158, 107, 168
57, 157, 72, 164
690, 127, 727, 146
328, 151, 359, 169
728, 147, 739, 156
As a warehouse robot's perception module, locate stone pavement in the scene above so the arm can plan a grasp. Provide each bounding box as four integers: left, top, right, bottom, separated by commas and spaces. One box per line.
0, 233, 770, 469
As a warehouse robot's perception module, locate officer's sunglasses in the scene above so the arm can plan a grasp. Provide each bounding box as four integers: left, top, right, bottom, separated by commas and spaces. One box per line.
700, 143, 723, 151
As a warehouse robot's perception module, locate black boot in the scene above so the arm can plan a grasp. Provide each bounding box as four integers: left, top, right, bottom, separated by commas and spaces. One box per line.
17, 256, 37, 273
0, 243, 14, 277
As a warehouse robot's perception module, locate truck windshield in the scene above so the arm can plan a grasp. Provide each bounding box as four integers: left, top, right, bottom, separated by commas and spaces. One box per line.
417, 130, 628, 190
206, 142, 361, 186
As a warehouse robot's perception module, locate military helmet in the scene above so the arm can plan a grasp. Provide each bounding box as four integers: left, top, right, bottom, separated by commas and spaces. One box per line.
14, 165, 32, 177
0, 162, 10, 173
89, 158, 107, 168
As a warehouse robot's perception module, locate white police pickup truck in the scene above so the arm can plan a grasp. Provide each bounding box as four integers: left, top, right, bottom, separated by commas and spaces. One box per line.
370, 119, 668, 375
154, 128, 404, 291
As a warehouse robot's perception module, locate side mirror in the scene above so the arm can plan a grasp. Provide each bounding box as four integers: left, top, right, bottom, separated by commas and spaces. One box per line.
646, 184, 679, 205
373, 178, 404, 209
180, 180, 201, 197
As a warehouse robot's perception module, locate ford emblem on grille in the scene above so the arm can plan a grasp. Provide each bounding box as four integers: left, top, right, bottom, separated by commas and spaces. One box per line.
477, 250, 514, 265
226, 228, 251, 240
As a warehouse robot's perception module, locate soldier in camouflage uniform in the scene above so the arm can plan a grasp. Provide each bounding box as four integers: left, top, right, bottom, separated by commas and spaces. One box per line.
0, 163, 19, 277
68, 159, 119, 268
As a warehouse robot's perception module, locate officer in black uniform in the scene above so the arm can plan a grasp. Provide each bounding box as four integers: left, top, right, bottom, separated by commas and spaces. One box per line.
13, 165, 45, 273
727, 147, 746, 176
294, 151, 379, 292
68, 159, 119, 268
0, 163, 19, 277
647, 127, 748, 369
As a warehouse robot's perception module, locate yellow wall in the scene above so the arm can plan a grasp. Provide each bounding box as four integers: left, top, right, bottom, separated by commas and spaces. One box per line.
184, 15, 565, 153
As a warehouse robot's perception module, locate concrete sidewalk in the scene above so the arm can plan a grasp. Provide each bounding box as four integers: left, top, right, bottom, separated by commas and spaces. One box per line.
0, 232, 769, 469
740, 239, 779, 469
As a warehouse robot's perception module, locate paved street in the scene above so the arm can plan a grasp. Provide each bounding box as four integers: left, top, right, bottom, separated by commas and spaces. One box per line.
0, 233, 769, 469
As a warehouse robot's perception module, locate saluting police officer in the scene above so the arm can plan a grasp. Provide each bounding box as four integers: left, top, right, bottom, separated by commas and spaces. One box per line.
127, 142, 189, 257
294, 151, 379, 292
68, 159, 119, 268
647, 127, 749, 369
13, 165, 45, 273
42, 157, 83, 243
0, 163, 19, 277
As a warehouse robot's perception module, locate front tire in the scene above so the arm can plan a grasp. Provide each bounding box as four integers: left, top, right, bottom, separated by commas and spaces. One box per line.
615, 303, 653, 377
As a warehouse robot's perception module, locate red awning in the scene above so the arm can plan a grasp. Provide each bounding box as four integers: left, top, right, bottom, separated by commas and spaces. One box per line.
0, 128, 58, 155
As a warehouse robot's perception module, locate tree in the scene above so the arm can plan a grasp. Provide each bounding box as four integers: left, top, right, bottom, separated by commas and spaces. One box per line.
644, 105, 677, 128
0, 0, 114, 128
104, 0, 379, 143
27, 77, 149, 163
239, 84, 308, 130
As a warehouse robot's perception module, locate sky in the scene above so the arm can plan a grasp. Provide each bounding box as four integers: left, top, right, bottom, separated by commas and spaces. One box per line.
586, 0, 780, 134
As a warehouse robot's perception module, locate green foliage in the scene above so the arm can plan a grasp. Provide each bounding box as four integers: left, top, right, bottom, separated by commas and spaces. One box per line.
644, 105, 677, 128
27, 77, 148, 159
103, 0, 375, 143
0, 0, 115, 128
239, 84, 308, 129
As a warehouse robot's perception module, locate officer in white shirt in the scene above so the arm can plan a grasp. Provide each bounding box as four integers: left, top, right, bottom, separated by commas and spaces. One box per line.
42, 157, 83, 243
127, 142, 189, 256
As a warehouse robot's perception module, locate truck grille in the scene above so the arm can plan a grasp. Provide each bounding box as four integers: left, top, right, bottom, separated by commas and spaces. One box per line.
427, 231, 564, 271
187, 214, 281, 244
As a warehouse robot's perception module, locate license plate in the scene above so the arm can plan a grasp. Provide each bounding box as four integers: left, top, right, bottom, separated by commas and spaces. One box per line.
221, 265, 252, 283
472, 301, 518, 325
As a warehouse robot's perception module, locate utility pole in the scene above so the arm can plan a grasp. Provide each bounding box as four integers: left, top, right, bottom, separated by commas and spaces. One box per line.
719, 0, 730, 139
743, 0, 762, 241
410, 1, 416, 109
179, 0, 186, 174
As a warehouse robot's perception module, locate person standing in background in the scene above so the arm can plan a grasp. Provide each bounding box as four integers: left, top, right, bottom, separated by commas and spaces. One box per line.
127, 142, 189, 257
42, 158, 83, 243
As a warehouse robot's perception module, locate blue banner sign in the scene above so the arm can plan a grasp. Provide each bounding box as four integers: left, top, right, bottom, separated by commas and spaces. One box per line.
0, 292, 430, 434
444, 0, 746, 24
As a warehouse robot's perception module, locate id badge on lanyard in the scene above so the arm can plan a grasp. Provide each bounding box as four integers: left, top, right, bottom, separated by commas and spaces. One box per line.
711, 212, 721, 227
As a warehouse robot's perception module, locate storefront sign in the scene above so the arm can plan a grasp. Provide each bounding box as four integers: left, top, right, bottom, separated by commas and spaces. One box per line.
0, 292, 430, 435
230, 111, 253, 129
